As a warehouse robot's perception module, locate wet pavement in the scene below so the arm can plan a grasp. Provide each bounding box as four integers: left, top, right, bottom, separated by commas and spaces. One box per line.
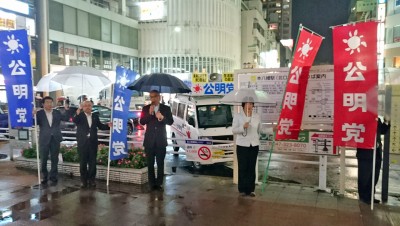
2, 141, 400, 225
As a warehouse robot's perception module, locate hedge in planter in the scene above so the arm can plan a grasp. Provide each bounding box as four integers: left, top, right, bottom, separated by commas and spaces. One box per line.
21, 144, 147, 169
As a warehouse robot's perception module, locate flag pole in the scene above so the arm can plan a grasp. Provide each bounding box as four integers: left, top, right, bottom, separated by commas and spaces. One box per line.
106, 83, 115, 187
371, 133, 378, 210
300, 25, 325, 39
329, 19, 381, 29
261, 25, 302, 191
28, 34, 41, 187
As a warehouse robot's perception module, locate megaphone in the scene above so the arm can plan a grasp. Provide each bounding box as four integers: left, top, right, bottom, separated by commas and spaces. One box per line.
209, 73, 222, 82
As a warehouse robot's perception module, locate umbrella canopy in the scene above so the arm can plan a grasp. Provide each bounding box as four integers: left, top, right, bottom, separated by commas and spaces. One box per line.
220, 88, 275, 106
35, 72, 71, 92
127, 73, 191, 93
50, 66, 111, 94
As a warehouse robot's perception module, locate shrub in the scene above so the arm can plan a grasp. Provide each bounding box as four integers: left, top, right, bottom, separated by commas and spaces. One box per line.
98, 145, 147, 169
22, 143, 147, 169
60, 145, 79, 163
21, 144, 37, 158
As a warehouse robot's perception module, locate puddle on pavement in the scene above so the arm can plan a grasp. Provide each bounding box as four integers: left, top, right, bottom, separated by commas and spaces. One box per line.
267, 176, 301, 184
0, 186, 79, 224
10, 186, 31, 194
181, 164, 233, 177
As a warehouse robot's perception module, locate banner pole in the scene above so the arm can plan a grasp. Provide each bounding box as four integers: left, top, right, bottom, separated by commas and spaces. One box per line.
28, 33, 41, 187
300, 25, 325, 39
261, 129, 276, 192
106, 83, 115, 187
261, 25, 302, 191
371, 133, 378, 210
329, 19, 381, 29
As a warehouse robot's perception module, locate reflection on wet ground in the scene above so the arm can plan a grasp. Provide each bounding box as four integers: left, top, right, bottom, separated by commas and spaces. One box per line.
0, 179, 150, 225
0, 186, 80, 223
2, 162, 400, 225
180, 163, 233, 177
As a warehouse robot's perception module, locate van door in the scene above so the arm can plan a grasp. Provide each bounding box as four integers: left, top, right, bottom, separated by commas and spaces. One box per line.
174, 102, 187, 147
186, 104, 197, 140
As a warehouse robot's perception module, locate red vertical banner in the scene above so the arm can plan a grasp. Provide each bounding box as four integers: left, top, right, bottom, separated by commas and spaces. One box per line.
333, 21, 378, 149
276, 27, 323, 140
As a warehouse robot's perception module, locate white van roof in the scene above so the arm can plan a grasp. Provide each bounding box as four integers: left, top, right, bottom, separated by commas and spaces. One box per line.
174, 94, 225, 106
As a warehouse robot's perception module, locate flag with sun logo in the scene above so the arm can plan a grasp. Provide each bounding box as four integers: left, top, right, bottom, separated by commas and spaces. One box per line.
0, 29, 33, 128
109, 66, 137, 161
332, 21, 378, 149
275, 26, 323, 140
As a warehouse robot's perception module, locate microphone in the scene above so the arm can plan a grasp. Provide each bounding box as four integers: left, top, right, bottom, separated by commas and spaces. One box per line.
150, 105, 155, 115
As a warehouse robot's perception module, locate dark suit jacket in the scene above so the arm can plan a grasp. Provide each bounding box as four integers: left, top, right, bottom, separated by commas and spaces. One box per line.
73, 112, 110, 149
140, 104, 173, 149
36, 109, 64, 147
357, 118, 390, 159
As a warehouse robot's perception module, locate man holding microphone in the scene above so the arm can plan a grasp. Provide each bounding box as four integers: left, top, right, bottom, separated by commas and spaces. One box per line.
140, 90, 173, 191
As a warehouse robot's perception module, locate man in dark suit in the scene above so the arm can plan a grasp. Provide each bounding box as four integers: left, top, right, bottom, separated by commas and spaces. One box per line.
140, 90, 173, 191
357, 117, 390, 204
74, 101, 110, 188
36, 96, 65, 186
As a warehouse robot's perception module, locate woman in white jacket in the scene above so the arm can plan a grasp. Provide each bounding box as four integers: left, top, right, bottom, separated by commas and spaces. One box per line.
232, 101, 260, 197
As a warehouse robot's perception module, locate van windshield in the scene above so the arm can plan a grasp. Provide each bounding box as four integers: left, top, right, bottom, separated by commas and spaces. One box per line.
197, 105, 233, 128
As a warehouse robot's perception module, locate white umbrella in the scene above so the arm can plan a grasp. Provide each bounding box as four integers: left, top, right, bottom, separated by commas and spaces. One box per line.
50, 66, 112, 94
220, 88, 275, 106
35, 72, 71, 92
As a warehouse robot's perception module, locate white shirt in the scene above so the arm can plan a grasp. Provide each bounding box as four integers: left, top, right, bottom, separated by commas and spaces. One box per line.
154, 104, 159, 113
232, 110, 260, 147
45, 109, 53, 127
85, 113, 92, 128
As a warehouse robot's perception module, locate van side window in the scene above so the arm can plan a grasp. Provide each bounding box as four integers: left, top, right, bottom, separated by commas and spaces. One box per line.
197, 105, 233, 128
171, 102, 178, 116
177, 103, 186, 119
187, 104, 195, 127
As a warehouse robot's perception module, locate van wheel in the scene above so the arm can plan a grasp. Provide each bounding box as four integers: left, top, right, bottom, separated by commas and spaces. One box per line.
171, 133, 179, 156
192, 161, 202, 170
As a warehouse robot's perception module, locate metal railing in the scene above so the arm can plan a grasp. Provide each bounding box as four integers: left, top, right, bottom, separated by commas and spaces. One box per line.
0, 128, 10, 141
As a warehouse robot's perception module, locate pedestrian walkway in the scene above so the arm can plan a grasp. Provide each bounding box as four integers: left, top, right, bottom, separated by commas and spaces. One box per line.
1, 159, 400, 226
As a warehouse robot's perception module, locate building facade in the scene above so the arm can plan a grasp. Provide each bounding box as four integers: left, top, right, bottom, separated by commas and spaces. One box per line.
241, 0, 279, 69
137, 0, 241, 75
262, 0, 292, 67
47, 0, 140, 73
385, 0, 400, 69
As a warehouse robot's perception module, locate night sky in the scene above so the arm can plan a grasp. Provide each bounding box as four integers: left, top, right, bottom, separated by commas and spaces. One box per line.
291, 0, 352, 65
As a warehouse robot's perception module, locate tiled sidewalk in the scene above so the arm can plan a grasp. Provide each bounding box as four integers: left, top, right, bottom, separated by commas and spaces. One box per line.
1, 159, 400, 226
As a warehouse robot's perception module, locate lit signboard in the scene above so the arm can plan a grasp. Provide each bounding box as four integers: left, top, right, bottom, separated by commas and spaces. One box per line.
133, 1, 167, 21
0, 0, 29, 15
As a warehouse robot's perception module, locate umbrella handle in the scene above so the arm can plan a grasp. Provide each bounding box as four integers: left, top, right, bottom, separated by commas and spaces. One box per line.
242, 128, 247, 137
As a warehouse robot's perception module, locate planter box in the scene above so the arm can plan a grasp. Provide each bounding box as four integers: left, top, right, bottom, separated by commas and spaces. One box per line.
15, 157, 149, 185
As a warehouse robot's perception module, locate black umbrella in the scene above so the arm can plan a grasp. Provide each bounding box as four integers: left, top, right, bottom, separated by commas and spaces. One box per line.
127, 73, 191, 93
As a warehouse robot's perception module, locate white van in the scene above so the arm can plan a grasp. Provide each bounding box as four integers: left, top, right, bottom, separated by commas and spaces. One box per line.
170, 94, 234, 167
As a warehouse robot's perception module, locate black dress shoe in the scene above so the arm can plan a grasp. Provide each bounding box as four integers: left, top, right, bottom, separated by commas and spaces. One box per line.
41, 180, 48, 185
80, 183, 88, 189
374, 199, 381, 204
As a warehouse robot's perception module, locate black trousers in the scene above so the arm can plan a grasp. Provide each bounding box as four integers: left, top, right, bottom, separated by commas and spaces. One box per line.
40, 136, 60, 182
78, 139, 98, 183
356, 147, 382, 203
237, 145, 259, 194
145, 147, 166, 187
